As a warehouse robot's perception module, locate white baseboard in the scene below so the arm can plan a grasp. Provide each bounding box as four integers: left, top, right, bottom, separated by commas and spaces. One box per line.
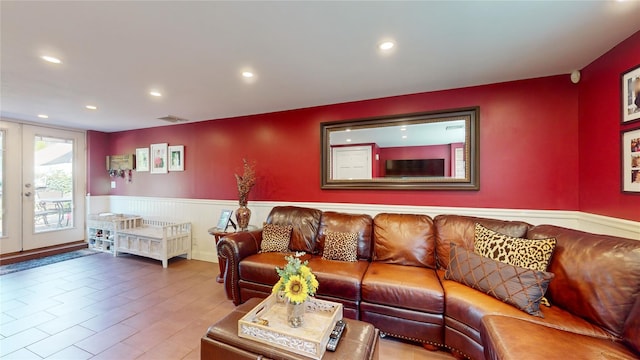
86, 196, 640, 263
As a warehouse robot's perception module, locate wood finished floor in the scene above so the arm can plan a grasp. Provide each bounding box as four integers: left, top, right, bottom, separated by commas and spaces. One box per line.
0, 253, 454, 359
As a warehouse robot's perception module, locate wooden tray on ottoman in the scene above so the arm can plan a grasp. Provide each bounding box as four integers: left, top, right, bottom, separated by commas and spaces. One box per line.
238, 294, 343, 360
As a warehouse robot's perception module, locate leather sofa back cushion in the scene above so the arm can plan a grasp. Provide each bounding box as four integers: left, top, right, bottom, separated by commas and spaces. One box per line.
373, 213, 436, 268
623, 295, 640, 354
317, 211, 373, 260
266, 206, 322, 253
528, 225, 640, 337
445, 244, 554, 317
434, 215, 530, 270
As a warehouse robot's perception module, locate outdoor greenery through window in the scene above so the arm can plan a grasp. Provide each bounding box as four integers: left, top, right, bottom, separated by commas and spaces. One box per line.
34, 136, 74, 232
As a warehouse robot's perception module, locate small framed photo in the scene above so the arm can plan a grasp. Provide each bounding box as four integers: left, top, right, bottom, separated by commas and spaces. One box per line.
621, 64, 640, 124
621, 127, 640, 193
216, 209, 234, 230
135, 148, 149, 172
168, 145, 184, 171
150, 143, 168, 174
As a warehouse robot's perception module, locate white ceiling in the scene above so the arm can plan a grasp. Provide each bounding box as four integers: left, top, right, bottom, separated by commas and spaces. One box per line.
2, 1, 639, 133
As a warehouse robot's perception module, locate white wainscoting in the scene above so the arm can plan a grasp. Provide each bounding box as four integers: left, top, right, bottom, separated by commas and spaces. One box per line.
86, 195, 640, 263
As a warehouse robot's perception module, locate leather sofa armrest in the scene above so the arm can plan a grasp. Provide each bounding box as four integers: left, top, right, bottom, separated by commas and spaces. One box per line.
217, 229, 263, 305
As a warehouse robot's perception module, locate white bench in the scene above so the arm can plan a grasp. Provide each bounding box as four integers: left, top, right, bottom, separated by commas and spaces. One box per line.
115, 218, 192, 268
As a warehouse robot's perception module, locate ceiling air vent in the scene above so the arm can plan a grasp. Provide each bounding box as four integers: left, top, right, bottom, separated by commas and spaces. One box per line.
157, 115, 190, 123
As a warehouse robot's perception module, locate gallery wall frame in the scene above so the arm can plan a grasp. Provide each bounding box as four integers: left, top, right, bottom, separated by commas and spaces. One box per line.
168, 145, 184, 171
136, 147, 149, 172
621, 64, 640, 124
621, 127, 640, 194
150, 143, 168, 174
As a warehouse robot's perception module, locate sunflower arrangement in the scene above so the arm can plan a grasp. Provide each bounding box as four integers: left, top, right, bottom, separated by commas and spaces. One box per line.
272, 254, 319, 304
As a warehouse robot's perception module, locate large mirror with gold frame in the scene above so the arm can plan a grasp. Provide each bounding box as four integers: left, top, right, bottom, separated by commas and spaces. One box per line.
321, 107, 479, 190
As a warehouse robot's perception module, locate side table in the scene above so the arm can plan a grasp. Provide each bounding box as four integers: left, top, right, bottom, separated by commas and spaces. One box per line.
208, 225, 258, 283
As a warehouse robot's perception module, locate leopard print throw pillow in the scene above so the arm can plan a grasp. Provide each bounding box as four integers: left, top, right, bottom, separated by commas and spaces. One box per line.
474, 223, 556, 306
260, 224, 293, 253
322, 231, 358, 262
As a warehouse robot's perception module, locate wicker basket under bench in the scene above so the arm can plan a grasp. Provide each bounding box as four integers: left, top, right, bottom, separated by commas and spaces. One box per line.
115, 218, 192, 268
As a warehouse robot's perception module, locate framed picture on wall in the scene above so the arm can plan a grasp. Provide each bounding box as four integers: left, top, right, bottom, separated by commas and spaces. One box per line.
622, 127, 640, 193
135, 147, 149, 172
150, 143, 168, 174
168, 145, 184, 171
621, 64, 640, 124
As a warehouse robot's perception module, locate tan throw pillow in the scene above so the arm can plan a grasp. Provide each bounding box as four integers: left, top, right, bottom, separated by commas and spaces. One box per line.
474, 223, 556, 306
260, 224, 293, 253
322, 231, 358, 262
445, 244, 554, 317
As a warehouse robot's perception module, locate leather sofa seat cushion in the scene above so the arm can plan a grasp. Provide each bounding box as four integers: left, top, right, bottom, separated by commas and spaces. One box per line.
306, 257, 370, 301
528, 225, 640, 338
362, 262, 444, 314
373, 213, 436, 268
481, 315, 638, 360
434, 215, 530, 270
317, 211, 373, 260
267, 206, 322, 253
438, 270, 615, 344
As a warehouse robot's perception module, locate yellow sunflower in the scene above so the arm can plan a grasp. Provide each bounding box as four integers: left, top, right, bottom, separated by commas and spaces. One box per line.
299, 265, 312, 279
285, 275, 309, 304
272, 278, 283, 293
309, 274, 319, 293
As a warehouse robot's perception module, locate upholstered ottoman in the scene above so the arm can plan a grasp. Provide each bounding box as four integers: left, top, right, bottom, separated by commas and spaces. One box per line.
201, 298, 379, 360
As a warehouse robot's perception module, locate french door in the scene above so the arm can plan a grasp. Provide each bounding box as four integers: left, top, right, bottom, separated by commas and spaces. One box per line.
0, 120, 86, 254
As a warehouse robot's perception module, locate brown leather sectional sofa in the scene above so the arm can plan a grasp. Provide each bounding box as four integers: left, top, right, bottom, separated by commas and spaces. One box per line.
217, 206, 640, 359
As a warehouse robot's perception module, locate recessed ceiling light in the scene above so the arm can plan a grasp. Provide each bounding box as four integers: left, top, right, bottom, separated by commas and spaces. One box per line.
37, 114, 49, 119
400, 127, 407, 131
150, 91, 162, 97
402, 135, 408, 139
242, 71, 254, 78
346, 139, 352, 142
85, 105, 97, 110
379, 41, 395, 51
346, 129, 351, 132
41, 55, 62, 64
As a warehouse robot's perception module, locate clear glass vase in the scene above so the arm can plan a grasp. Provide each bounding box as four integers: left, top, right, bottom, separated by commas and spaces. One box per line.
286, 301, 305, 328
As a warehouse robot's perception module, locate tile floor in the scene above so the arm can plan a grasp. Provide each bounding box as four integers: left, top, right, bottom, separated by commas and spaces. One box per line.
0, 252, 453, 359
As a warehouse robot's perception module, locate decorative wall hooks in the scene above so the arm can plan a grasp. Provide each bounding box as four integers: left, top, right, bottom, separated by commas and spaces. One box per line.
107, 154, 135, 182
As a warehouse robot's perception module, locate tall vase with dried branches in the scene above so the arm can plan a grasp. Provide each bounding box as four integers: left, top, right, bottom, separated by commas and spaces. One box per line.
235, 159, 256, 230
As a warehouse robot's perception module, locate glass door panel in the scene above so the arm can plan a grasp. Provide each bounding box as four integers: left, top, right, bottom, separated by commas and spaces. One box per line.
33, 136, 74, 232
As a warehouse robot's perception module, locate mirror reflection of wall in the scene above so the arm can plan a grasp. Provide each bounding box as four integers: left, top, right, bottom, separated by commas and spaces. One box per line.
329, 120, 467, 180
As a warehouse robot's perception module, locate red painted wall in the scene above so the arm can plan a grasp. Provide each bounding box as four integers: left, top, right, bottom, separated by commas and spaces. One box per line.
579, 30, 640, 222
86, 131, 111, 196
379, 145, 451, 177
91, 74, 580, 212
